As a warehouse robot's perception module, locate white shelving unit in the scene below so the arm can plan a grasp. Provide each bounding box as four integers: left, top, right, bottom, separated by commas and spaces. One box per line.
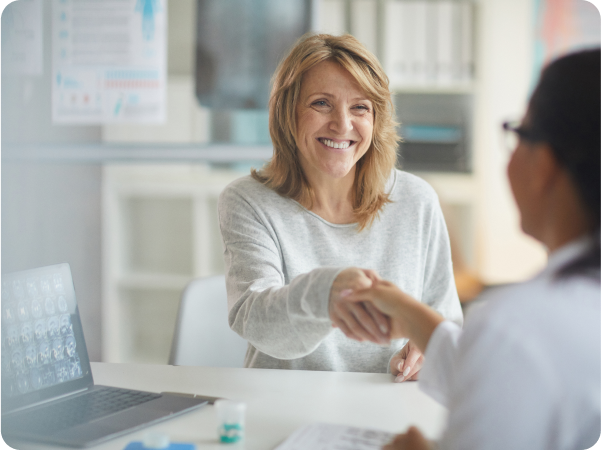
316, 0, 479, 264
102, 164, 248, 363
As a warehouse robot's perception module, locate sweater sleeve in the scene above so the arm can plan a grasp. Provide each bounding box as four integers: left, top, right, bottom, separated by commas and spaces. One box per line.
218, 183, 342, 360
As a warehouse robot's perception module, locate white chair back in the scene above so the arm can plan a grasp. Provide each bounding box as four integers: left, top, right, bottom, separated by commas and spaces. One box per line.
169, 275, 247, 367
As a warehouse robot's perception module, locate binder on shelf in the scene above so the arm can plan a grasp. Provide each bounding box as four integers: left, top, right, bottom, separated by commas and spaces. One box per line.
350, 0, 378, 56
384, 0, 406, 86
383, 0, 474, 89
459, 1, 474, 82
411, 1, 428, 84
450, 2, 463, 82
424, 1, 438, 83
317, 0, 346, 36
435, 2, 454, 84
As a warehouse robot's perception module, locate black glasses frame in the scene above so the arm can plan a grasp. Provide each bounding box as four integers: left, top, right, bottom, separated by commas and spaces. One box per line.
502, 121, 541, 143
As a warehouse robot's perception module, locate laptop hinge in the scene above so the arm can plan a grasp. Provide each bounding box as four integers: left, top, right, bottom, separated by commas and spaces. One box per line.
4, 386, 91, 416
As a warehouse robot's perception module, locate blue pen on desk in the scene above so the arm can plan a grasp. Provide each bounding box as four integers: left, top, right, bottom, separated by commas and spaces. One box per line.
123, 432, 196, 450
124, 443, 195, 450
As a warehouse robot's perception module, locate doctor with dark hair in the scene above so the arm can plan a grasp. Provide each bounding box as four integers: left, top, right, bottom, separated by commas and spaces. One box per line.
344, 48, 601, 450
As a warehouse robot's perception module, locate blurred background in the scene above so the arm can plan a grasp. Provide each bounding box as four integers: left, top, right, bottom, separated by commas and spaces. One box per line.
2, 0, 599, 365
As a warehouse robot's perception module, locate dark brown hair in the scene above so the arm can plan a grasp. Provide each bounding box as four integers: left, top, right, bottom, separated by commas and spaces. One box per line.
528, 48, 600, 278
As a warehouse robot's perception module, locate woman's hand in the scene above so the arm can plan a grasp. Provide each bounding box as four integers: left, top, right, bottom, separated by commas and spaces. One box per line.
383, 427, 431, 450
329, 268, 391, 345
390, 341, 423, 383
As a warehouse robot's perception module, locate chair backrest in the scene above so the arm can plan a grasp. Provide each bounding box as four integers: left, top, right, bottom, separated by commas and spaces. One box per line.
169, 275, 248, 367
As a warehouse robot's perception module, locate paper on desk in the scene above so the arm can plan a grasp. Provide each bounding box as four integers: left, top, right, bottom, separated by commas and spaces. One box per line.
274, 422, 395, 450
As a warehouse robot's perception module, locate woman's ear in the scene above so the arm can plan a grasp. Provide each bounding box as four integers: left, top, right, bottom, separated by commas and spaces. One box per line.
530, 141, 594, 248
530, 142, 563, 195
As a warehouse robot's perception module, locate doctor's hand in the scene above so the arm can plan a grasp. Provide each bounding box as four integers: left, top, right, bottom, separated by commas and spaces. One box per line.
383, 426, 432, 450
345, 280, 444, 354
390, 341, 423, 383
329, 268, 390, 345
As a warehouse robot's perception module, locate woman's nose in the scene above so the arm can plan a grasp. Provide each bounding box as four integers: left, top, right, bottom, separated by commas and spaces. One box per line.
329, 108, 353, 135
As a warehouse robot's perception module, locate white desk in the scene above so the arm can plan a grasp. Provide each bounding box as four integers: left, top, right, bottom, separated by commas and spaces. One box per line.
8, 362, 447, 450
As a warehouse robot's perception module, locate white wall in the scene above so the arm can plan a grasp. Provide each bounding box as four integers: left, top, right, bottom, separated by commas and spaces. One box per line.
472, 0, 547, 284
1, 0, 199, 361
1, 1, 104, 359
1, 163, 103, 360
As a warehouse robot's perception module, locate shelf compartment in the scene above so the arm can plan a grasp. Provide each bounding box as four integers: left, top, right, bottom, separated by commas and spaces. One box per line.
119, 287, 183, 364
117, 273, 192, 291
122, 197, 194, 277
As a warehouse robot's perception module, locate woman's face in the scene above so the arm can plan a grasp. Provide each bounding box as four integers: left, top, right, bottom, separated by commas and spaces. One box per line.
295, 60, 374, 184
507, 116, 543, 238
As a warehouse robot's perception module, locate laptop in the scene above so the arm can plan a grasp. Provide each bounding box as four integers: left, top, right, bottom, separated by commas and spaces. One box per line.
1, 263, 208, 447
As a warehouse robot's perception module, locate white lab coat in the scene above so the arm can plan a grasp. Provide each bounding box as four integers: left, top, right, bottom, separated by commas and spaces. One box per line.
419, 237, 600, 450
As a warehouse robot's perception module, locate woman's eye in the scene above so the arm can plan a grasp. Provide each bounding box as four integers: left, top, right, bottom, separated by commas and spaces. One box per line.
312, 100, 328, 107
354, 105, 370, 113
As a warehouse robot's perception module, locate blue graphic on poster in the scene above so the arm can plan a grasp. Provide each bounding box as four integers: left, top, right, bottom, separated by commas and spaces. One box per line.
135, 0, 161, 41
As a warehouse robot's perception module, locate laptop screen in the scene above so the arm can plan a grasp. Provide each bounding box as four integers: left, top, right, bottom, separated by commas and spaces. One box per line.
2, 263, 93, 413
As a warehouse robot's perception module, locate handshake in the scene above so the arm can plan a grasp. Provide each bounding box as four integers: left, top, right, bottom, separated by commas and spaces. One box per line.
329, 267, 445, 382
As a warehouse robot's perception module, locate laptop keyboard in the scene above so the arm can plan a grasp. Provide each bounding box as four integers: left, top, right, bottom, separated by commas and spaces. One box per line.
4, 386, 161, 435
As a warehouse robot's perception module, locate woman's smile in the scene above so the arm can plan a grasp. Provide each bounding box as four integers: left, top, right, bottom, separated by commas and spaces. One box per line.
317, 137, 355, 151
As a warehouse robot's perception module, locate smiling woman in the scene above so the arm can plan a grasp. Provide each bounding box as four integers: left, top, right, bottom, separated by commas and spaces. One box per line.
294, 60, 374, 223
217, 33, 463, 376
256, 34, 398, 231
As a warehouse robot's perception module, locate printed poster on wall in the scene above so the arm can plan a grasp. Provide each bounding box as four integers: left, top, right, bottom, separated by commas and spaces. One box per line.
533, 0, 600, 85
52, 0, 166, 124
2, 0, 44, 76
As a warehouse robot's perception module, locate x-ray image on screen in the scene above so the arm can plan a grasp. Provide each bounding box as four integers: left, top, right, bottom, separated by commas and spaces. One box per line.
1, 267, 84, 399
195, 0, 311, 110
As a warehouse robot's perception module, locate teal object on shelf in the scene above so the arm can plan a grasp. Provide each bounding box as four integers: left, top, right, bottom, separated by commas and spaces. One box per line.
403, 125, 462, 143
231, 110, 271, 145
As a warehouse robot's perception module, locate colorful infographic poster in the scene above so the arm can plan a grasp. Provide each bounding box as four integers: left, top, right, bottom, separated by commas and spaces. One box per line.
52, 0, 166, 124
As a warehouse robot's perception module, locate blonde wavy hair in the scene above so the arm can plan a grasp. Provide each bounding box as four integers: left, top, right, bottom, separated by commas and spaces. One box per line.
251, 33, 399, 231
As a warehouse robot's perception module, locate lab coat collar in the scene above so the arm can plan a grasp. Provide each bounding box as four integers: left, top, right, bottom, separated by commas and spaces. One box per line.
539, 233, 597, 279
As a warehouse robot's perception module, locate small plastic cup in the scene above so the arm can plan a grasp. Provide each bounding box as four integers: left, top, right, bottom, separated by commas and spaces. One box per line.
214, 399, 246, 444
142, 432, 170, 449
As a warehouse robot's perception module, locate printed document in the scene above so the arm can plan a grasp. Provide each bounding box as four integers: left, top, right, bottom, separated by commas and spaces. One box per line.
275, 422, 394, 450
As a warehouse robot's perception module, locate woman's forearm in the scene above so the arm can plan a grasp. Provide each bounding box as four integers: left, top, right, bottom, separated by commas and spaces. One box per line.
399, 300, 445, 354
227, 267, 340, 359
